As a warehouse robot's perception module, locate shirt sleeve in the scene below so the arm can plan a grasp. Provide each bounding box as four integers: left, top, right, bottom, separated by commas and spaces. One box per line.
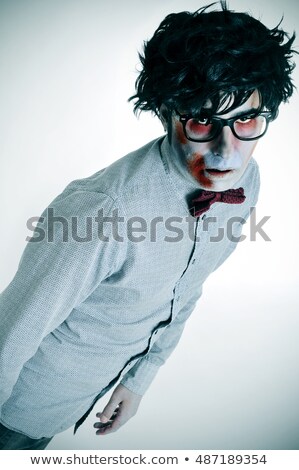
119, 289, 202, 396
0, 189, 124, 407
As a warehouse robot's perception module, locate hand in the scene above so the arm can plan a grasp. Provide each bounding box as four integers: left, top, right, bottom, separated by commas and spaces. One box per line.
93, 383, 142, 435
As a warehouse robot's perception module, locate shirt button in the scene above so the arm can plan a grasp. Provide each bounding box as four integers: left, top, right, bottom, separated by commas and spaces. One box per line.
202, 214, 206, 220
192, 259, 196, 264
154, 330, 158, 335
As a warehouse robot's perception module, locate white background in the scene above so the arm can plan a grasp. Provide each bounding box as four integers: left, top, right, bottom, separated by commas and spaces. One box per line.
0, 0, 298, 450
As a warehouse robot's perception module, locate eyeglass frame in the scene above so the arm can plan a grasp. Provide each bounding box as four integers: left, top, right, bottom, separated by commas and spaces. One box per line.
174, 108, 273, 142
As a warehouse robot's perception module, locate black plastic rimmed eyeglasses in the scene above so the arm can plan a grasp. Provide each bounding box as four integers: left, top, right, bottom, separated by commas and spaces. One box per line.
175, 109, 273, 142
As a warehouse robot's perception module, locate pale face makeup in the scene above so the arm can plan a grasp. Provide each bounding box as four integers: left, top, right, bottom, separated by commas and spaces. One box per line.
163, 90, 261, 192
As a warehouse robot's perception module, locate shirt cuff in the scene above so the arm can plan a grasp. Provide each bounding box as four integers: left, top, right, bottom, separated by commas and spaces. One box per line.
119, 356, 160, 396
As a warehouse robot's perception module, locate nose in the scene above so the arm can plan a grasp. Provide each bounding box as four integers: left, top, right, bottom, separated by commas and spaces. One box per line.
211, 126, 235, 159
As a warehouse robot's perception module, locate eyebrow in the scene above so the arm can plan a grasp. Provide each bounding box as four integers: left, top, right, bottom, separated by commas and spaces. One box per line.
177, 107, 263, 120
210, 107, 262, 119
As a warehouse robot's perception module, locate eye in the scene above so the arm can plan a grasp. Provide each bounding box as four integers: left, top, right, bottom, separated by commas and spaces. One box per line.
193, 116, 210, 126
236, 114, 256, 124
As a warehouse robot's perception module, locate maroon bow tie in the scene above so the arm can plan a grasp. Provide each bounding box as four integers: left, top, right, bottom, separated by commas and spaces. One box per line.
190, 187, 246, 217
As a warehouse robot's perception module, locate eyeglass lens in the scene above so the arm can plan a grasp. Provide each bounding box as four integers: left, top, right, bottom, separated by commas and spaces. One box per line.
185, 115, 267, 141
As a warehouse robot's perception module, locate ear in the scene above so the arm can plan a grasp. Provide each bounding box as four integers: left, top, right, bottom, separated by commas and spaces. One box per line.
159, 104, 170, 131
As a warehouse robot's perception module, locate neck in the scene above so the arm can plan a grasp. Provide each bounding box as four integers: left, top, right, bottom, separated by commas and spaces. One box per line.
162, 136, 201, 191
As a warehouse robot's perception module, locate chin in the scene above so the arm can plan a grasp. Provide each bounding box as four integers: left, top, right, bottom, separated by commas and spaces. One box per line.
194, 173, 241, 192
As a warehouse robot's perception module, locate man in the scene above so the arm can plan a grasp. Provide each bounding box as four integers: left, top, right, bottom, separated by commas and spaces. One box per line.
0, 2, 296, 449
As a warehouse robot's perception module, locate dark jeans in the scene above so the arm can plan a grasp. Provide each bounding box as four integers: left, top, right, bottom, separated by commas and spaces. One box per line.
0, 422, 53, 450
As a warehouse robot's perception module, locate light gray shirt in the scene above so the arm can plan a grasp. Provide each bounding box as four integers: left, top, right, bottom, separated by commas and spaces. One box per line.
0, 136, 260, 438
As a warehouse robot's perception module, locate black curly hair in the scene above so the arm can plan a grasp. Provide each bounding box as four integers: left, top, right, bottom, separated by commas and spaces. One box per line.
129, 1, 296, 119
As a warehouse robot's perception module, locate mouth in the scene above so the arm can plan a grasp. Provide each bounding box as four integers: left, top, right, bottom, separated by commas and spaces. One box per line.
205, 168, 234, 178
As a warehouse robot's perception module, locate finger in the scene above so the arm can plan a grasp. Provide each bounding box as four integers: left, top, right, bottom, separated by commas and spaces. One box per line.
96, 407, 119, 420
94, 421, 111, 429
99, 400, 120, 422
95, 424, 112, 435
94, 410, 118, 429
95, 421, 118, 435
94, 407, 120, 430
95, 407, 119, 425
96, 407, 125, 435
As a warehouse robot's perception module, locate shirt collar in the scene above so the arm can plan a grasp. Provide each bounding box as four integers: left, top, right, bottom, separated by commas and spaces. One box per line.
159, 135, 201, 205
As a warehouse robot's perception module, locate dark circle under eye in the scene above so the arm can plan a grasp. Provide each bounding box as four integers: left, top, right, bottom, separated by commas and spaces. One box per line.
188, 119, 212, 131
185, 118, 214, 140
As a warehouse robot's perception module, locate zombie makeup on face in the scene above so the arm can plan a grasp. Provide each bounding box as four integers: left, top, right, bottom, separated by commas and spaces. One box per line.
163, 90, 262, 192
187, 153, 213, 188
175, 122, 187, 145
